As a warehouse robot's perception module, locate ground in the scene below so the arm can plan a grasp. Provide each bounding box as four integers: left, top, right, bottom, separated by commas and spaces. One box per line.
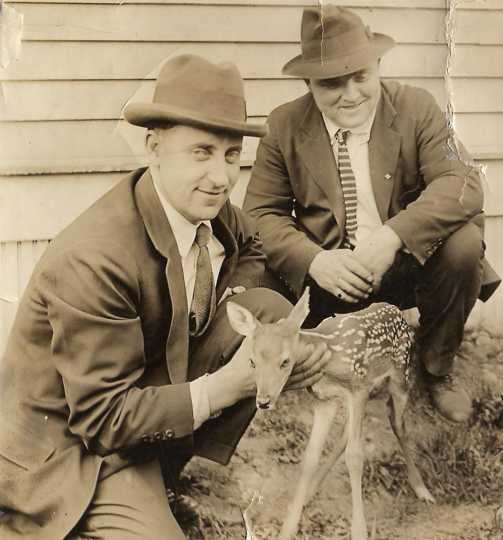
176, 327, 503, 540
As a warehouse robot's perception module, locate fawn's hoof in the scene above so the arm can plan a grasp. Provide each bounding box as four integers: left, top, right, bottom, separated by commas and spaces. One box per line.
415, 485, 436, 504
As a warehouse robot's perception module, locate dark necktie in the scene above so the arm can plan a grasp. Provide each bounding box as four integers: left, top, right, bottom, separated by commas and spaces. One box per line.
189, 224, 216, 337
336, 129, 358, 248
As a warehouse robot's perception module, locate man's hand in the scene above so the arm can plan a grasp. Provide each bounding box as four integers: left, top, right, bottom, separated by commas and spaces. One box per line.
284, 341, 332, 390
206, 338, 256, 414
353, 225, 403, 292
309, 249, 374, 303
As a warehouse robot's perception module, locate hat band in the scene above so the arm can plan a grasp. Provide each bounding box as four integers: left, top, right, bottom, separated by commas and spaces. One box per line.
302, 26, 372, 62
153, 86, 246, 123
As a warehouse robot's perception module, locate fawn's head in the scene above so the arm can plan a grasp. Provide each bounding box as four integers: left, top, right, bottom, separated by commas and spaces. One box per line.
226, 288, 311, 410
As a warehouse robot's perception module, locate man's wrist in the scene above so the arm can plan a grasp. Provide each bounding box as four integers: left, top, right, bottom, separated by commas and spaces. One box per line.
382, 225, 403, 251
206, 367, 250, 415
308, 249, 325, 277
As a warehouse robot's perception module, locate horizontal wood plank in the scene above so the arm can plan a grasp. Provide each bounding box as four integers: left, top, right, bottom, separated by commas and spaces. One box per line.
1, 110, 502, 175
0, 169, 252, 242
481, 160, 503, 217
1, 155, 501, 242
19, 78, 503, 122
454, 113, 503, 157
0, 173, 123, 242
5, 0, 503, 9
13, 4, 448, 43
0, 42, 452, 80
0, 78, 457, 121
4, 42, 501, 80
480, 215, 503, 336
0, 243, 19, 351
0, 239, 50, 354
451, 46, 503, 77
10, 3, 503, 44
456, 10, 503, 45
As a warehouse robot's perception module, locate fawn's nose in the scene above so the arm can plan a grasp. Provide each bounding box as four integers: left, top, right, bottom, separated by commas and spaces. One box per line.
256, 397, 271, 410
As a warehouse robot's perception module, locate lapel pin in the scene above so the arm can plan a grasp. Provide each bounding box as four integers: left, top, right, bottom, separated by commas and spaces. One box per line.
384, 173, 392, 180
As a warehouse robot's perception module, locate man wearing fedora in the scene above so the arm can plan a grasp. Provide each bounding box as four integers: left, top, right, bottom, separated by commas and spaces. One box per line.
0, 54, 329, 539
245, 6, 501, 423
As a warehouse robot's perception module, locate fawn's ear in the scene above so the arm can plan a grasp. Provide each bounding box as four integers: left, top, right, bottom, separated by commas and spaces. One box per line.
286, 287, 310, 330
226, 301, 259, 336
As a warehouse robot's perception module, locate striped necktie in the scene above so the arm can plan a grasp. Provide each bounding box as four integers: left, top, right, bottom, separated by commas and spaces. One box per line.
336, 129, 357, 248
189, 223, 216, 337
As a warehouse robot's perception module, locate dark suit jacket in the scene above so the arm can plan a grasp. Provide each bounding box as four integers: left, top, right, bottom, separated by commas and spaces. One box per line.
244, 80, 500, 300
0, 169, 265, 539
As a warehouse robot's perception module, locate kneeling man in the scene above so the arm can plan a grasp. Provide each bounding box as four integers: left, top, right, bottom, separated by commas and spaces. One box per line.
0, 55, 328, 539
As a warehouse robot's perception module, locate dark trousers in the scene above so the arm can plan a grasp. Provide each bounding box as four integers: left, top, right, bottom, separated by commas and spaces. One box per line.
301, 223, 483, 377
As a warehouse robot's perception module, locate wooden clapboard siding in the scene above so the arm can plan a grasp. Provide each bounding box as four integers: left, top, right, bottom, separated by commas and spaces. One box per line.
7, 3, 500, 45
2, 78, 456, 121
481, 216, 503, 337
1, 158, 501, 244
0, 169, 252, 243
7, 42, 503, 80
1, 0, 503, 352
5, 0, 503, 8
0, 240, 50, 351
4, 111, 502, 174
10, 4, 448, 43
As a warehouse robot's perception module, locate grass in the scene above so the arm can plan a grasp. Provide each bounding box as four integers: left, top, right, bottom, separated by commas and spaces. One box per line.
363, 392, 503, 506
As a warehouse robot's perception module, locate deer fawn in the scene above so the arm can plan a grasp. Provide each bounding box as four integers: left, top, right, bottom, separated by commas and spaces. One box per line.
227, 287, 435, 540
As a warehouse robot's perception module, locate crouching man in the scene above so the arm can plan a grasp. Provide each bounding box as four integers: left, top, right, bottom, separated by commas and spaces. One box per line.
0, 55, 329, 539
244, 6, 500, 424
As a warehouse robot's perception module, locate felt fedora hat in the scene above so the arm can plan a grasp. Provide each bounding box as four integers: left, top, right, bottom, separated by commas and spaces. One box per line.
124, 54, 266, 137
282, 5, 395, 79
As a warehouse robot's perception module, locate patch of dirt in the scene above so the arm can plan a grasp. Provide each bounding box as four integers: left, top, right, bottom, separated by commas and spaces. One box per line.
179, 330, 503, 539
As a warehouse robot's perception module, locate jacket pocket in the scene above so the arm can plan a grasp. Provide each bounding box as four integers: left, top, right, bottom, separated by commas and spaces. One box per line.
0, 417, 55, 471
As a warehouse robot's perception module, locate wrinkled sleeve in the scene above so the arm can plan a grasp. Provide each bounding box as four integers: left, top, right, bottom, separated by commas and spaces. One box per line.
39, 242, 194, 457
385, 88, 484, 264
244, 117, 323, 297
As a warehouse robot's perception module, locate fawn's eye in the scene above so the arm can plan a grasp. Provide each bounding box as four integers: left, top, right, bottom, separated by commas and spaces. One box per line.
249, 358, 256, 369
280, 358, 290, 369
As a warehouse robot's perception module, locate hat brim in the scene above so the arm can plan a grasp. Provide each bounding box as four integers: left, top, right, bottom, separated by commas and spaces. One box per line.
282, 33, 395, 79
124, 102, 267, 138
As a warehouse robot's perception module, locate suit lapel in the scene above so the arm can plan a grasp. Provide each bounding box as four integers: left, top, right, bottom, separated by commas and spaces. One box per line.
369, 87, 402, 221
212, 208, 239, 300
135, 170, 189, 384
296, 98, 346, 231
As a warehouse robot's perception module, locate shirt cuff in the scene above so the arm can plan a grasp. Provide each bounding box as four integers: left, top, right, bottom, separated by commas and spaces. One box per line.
189, 374, 222, 430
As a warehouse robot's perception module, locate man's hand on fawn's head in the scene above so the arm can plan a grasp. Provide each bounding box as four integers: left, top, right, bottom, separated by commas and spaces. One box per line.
285, 342, 331, 390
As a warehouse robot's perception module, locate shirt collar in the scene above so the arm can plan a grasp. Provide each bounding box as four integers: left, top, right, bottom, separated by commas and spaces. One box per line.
150, 165, 212, 258
322, 100, 378, 145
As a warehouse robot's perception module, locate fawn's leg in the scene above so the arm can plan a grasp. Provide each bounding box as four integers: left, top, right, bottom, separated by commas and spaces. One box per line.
306, 419, 348, 502
279, 400, 338, 540
345, 389, 368, 540
387, 378, 435, 503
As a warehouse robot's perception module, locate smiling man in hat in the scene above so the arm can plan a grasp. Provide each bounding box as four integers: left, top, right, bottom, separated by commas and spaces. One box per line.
0, 54, 330, 539
244, 6, 500, 423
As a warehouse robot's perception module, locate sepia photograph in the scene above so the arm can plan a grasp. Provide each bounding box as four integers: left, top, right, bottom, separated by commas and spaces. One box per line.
1, 0, 503, 538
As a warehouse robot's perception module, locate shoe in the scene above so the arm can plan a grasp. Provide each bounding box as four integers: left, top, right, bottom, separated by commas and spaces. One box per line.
426, 373, 473, 422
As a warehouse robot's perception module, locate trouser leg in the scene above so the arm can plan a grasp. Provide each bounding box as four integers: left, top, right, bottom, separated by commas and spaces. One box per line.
414, 223, 483, 376
69, 458, 186, 540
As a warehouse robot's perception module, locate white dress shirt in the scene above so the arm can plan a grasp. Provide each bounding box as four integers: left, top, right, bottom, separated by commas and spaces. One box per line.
151, 166, 224, 430
322, 109, 383, 244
